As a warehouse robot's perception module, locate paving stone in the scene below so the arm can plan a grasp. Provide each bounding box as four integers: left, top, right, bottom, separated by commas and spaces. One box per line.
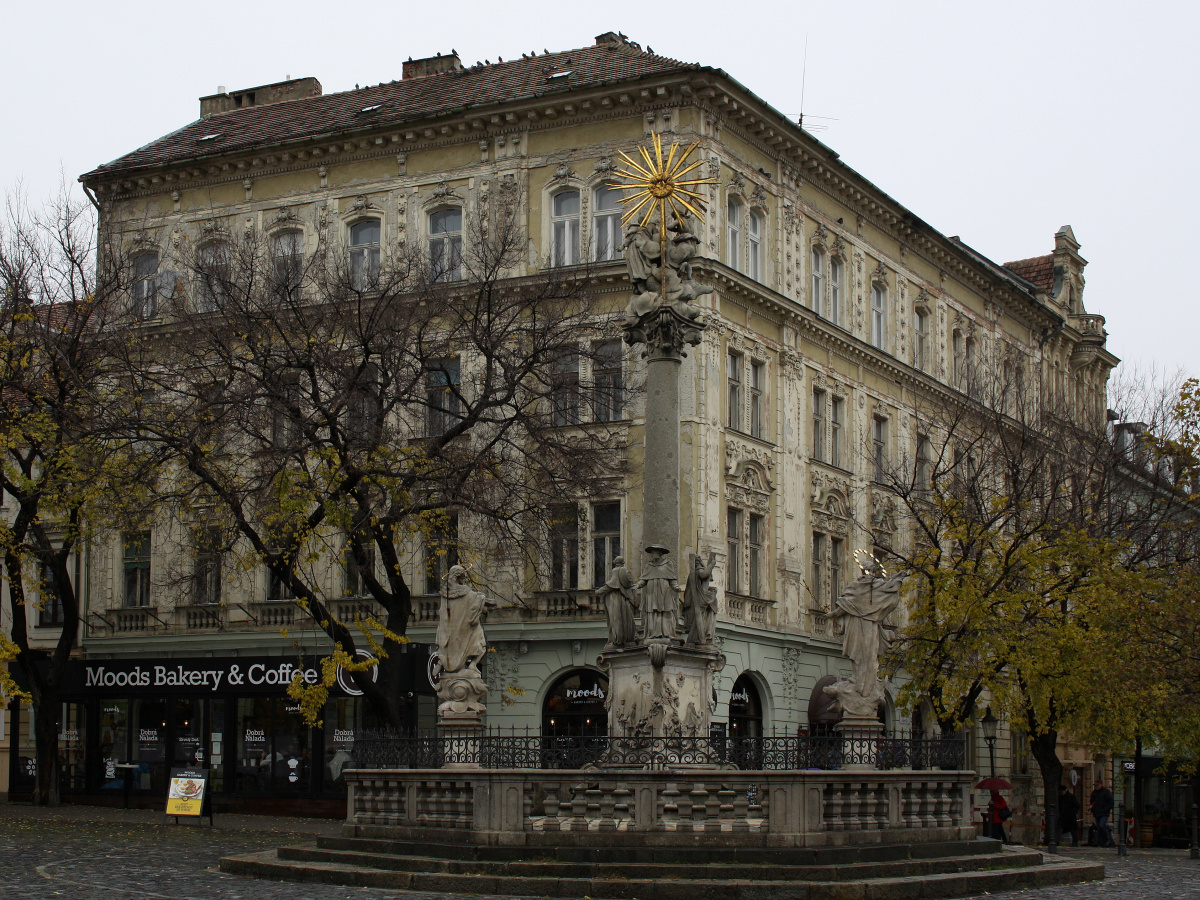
1, 802, 1197, 899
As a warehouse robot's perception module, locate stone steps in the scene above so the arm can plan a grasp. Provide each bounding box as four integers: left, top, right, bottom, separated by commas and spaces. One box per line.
219, 840, 1105, 900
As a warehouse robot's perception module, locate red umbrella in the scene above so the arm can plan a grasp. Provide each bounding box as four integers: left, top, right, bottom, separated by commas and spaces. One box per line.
976, 776, 1014, 790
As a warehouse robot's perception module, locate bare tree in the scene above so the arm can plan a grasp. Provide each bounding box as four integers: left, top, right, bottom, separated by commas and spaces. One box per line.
120, 204, 629, 727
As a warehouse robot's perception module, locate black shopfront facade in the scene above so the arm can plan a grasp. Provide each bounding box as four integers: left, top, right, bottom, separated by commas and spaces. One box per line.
8, 647, 434, 815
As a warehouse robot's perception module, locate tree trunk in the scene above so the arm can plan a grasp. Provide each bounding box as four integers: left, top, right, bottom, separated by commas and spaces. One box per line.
1028, 729, 1063, 846
32, 689, 62, 806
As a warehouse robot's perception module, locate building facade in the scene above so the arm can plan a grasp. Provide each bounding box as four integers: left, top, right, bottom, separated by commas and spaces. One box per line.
5, 33, 1116, 812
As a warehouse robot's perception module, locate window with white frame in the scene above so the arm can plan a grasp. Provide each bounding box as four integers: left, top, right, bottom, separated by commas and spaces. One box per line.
829, 256, 842, 325
727, 350, 742, 430
812, 388, 826, 461
870, 283, 886, 349
727, 507, 768, 599
272, 231, 303, 295
593, 185, 623, 261
429, 208, 462, 282
551, 349, 580, 426
914, 307, 929, 371
349, 219, 381, 289
952, 329, 965, 387
726, 507, 742, 594
132, 252, 159, 319
591, 501, 621, 588
123, 532, 151, 608
193, 526, 222, 605
830, 397, 844, 468
748, 210, 762, 281
810, 246, 823, 315
873, 416, 888, 483
811, 532, 826, 608
749, 513, 765, 597
727, 197, 741, 271
592, 341, 623, 422
425, 358, 461, 437
830, 536, 844, 605
551, 190, 581, 266
749, 360, 765, 439
548, 505, 579, 590
196, 241, 230, 312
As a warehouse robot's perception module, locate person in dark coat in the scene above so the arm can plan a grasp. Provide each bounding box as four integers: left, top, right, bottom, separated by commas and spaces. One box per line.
987, 790, 1010, 843
1058, 783, 1081, 846
1090, 778, 1115, 847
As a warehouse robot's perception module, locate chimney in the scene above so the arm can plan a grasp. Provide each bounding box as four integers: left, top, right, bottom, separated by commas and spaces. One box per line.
200, 76, 322, 117
402, 52, 463, 80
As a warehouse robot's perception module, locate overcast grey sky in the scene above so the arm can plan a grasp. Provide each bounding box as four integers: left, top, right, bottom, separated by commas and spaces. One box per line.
3, 0, 1195, 377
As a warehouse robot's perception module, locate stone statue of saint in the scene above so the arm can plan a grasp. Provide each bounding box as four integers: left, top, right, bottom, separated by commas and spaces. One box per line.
635, 544, 683, 640
595, 556, 638, 648
682, 551, 718, 646
829, 570, 903, 697
435, 564, 493, 714
622, 210, 713, 332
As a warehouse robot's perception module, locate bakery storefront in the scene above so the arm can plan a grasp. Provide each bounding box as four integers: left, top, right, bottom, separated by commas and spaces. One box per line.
8, 648, 434, 814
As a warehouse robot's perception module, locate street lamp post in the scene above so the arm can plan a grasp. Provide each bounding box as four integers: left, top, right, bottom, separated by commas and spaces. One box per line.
981, 707, 999, 841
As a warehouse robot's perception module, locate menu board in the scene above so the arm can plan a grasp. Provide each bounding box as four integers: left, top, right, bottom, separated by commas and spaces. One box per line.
165, 767, 208, 817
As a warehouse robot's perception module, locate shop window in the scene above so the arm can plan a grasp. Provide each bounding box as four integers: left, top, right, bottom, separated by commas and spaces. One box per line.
123, 532, 151, 608
593, 185, 623, 261
429, 207, 462, 282
591, 501, 621, 588
425, 358, 461, 437
591, 341, 623, 422
59, 702, 87, 792
133, 698, 168, 793
349, 218, 381, 289
235, 697, 311, 793
98, 700, 129, 790
542, 669, 608, 737
424, 514, 458, 596
549, 505, 579, 591
551, 190, 581, 266
323, 696, 384, 791
729, 673, 764, 770
132, 251, 159, 319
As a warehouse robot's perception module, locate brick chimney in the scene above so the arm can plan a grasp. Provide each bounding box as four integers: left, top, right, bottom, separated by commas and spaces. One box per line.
402, 52, 463, 80
200, 77, 322, 118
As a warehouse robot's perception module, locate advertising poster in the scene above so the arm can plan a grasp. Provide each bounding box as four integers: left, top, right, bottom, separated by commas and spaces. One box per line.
165, 767, 207, 817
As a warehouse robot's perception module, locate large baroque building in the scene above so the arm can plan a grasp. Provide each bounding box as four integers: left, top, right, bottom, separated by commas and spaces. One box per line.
5, 33, 1116, 817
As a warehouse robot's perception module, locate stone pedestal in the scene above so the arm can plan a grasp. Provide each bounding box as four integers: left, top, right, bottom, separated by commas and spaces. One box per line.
438, 711, 484, 769
599, 642, 724, 742
835, 716, 886, 771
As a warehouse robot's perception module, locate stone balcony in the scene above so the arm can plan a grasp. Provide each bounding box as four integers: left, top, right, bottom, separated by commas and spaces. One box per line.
723, 592, 774, 628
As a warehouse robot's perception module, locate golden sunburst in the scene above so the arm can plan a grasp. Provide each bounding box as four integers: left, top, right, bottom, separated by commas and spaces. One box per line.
612, 133, 718, 246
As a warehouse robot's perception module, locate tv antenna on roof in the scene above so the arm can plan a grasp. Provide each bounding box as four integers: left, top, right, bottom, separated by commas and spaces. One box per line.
793, 35, 837, 134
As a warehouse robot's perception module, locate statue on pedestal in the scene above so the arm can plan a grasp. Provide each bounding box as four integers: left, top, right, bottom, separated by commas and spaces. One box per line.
682, 551, 718, 646
635, 544, 683, 641
595, 556, 638, 648
434, 564, 493, 714
824, 570, 904, 719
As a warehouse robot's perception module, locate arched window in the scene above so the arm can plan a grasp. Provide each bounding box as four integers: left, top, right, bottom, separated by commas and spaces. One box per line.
810, 246, 824, 315
593, 185, 623, 261
729, 674, 763, 738
132, 251, 159, 319
748, 210, 762, 281
272, 231, 303, 295
870, 284, 886, 349
727, 197, 741, 271
829, 256, 842, 325
429, 208, 462, 282
551, 190, 580, 267
196, 241, 230, 312
542, 669, 608, 737
349, 219, 380, 289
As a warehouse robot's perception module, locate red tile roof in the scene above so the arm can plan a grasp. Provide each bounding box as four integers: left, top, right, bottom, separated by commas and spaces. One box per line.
1003, 254, 1055, 293
83, 43, 698, 180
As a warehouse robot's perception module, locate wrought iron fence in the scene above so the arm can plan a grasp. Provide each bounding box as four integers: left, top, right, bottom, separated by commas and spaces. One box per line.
348, 728, 964, 772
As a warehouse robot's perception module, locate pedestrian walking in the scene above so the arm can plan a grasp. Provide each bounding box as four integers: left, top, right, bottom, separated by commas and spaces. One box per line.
987, 789, 1011, 843
1058, 783, 1081, 847
1090, 777, 1115, 848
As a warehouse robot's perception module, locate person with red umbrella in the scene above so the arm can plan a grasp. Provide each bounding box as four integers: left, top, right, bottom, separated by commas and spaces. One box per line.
978, 776, 1014, 842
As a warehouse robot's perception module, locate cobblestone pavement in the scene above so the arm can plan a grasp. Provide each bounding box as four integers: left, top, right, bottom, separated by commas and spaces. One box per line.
1, 801, 1198, 898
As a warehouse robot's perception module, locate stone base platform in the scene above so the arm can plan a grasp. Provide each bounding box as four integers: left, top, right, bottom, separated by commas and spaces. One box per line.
221, 838, 1105, 899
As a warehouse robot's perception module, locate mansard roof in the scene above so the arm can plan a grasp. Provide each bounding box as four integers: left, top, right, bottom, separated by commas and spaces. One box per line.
83, 43, 696, 179
1003, 254, 1055, 293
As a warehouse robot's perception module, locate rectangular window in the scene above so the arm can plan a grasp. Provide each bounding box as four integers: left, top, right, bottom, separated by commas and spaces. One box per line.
748, 212, 762, 281
551, 191, 581, 267
830, 537, 844, 606
811, 532, 825, 609
549, 506, 579, 591
749, 361, 765, 439
749, 514, 765, 597
267, 567, 293, 602
726, 507, 742, 594
273, 231, 304, 295
727, 199, 741, 270
591, 502, 621, 588
916, 432, 931, 495
592, 341, 623, 422
727, 351, 742, 431
270, 375, 301, 448
344, 533, 375, 598
914, 308, 929, 371
132, 252, 159, 320
551, 350, 580, 427
830, 398, 844, 468
349, 219, 380, 290
425, 359, 461, 437
593, 186, 623, 262
429, 208, 463, 282
38, 560, 63, 627
193, 527, 222, 606
870, 284, 885, 349
829, 257, 842, 324
873, 417, 888, 483
123, 532, 151, 608
811, 247, 823, 314
812, 389, 826, 461
424, 515, 459, 596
